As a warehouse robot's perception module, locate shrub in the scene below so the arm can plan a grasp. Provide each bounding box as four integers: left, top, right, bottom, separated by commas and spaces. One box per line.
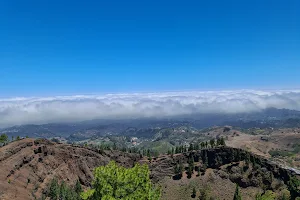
255, 190, 276, 200
199, 186, 210, 200
269, 150, 294, 157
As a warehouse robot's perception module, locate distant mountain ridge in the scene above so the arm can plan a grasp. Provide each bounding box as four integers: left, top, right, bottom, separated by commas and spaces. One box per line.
1, 108, 300, 139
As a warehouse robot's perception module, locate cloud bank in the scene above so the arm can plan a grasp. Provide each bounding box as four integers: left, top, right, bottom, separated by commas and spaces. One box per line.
1, 90, 300, 127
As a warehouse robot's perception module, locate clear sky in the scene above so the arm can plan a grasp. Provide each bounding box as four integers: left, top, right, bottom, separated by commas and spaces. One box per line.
0, 0, 299, 97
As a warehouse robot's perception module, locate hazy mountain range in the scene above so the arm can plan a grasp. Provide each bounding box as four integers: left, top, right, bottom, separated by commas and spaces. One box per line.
1, 108, 300, 139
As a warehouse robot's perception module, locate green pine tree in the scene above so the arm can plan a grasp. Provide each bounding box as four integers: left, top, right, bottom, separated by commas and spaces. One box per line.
187, 166, 193, 179
220, 137, 225, 146
74, 179, 82, 194
203, 151, 208, 167
233, 184, 242, 200
189, 143, 194, 151
209, 139, 215, 148
0, 134, 8, 144
81, 161, 161, 200
192, 187, 196, 198
175, 146, 179, 154
197, 167, 201, 176
59, 181, 67, 200
287, 176, 300, 199
49, 178, 59, 200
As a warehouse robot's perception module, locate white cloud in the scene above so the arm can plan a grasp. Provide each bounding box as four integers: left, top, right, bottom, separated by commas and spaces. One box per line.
1, 89, 300, 127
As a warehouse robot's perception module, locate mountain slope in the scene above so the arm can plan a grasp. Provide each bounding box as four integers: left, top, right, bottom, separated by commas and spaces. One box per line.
0, 139, 140, 200
0, 139, 299, 200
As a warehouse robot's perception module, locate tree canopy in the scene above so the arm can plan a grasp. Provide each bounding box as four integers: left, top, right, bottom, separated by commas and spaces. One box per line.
48, 178, 81, 200
287, 176, 300, 199
81, 161, 161, 200
0, 134, 8, 144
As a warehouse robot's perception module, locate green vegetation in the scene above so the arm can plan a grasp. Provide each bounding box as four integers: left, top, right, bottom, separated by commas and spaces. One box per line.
233, 184, 242, 200
287, 176, 300, 199
197, 166, 201, 177
255, 190, 276, 200
217, 137, 225, 146
292, 144, 300, 154
83, 141, 298, 200
0, 133, 8, 144
203, 151, 208, 168
278, 189, 291, 200
269, 143, 300, 159
209, 139, 215, 148
81, 161, 161, 200
174, 161, 184, 179
187, 155, 195, 178
149, 141, 173, 154
269, 150, 295, 158
47, 178, 82, 200
170, 137, 225, 155
74, 179, 83, 194
199, 186, 210, 200
192, 187, 196, 198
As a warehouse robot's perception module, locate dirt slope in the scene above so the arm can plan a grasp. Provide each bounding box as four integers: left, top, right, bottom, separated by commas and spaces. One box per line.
0, 139, 139, 200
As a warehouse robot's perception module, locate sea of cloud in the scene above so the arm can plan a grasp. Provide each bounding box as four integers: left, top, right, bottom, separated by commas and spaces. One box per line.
1, 89, 300, 127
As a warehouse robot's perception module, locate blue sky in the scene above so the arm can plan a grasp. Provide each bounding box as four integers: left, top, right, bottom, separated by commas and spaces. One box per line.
0, 0, 299, 97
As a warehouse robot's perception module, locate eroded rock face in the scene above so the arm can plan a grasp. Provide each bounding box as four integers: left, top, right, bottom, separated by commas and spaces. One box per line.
0, 139, 140, 200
